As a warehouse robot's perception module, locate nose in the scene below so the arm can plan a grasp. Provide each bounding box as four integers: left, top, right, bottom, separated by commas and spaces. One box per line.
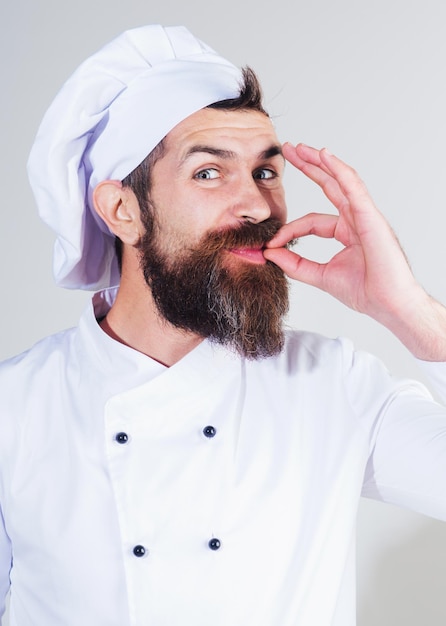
232, 176, 272, 224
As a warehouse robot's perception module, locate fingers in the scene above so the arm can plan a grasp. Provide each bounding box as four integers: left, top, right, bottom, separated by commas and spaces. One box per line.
283, 143, 332, 177
318, 149, 376, 214
283, 143, 376, 216
263, 247, 326, 288
266, 213, 339, 248
283, 143, 348, 211
283, 143, 336, 189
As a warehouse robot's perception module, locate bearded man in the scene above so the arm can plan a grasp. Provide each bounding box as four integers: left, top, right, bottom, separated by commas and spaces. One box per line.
0, 24, 446, 626
111, 74, 290, 361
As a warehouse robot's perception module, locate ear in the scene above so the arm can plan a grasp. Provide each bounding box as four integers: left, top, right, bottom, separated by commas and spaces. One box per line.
92, 180, 144, 245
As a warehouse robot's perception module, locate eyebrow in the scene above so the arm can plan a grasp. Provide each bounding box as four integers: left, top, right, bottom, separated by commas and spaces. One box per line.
183, 145, 237, 161
181, 143, 284, 164
261, 145, 284, 160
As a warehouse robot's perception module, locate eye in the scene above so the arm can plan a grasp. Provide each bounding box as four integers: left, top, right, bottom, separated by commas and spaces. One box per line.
194, 168, 220, 180
253, 168, 277, 180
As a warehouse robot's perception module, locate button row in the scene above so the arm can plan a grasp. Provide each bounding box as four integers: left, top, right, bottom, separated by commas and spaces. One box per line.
115, 425, 217, 444
132, 538, 222, 557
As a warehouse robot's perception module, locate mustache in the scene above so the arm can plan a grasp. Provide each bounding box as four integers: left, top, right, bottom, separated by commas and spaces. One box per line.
196, 218, 285, 254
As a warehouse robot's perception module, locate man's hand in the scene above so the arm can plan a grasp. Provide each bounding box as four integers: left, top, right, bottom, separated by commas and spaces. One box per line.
264, 143, 446, 361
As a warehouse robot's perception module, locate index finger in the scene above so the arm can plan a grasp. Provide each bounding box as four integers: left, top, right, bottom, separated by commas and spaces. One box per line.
266, 213, 339, 248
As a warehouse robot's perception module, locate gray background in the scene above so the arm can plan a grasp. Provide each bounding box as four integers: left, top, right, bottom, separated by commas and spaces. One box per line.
1, 0, 446, 623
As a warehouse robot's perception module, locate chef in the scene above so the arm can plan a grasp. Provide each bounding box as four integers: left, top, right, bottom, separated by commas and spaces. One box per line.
0, 23, 445, 626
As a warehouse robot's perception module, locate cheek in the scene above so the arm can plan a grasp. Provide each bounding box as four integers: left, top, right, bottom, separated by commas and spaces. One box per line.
153, 178, 260, 245
153, 214, 206, 258
168, 202, 227, 239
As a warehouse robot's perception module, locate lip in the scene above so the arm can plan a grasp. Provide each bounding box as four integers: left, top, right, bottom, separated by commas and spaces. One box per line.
229, 247, 266, 265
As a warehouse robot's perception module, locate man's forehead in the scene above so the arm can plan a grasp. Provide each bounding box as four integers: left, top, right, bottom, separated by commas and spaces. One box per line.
163, 107, 282, 158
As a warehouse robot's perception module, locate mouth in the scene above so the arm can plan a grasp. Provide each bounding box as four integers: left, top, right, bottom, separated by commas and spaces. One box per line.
228, 246, 266, 265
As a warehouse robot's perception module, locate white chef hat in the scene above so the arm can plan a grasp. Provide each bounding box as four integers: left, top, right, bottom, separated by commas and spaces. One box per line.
27, 25, 243, 290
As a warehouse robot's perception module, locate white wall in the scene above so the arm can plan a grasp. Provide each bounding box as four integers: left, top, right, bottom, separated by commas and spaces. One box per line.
1, 0, 446, 623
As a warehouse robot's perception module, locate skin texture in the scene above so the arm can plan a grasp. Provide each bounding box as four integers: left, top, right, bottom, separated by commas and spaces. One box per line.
94, 110, 446, 364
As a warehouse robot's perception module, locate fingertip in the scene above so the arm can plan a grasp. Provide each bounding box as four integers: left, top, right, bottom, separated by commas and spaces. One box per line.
295, 142, 309, 152
283, 141, 308, 152
282, 141, 296, 155
264, 238, 280, 249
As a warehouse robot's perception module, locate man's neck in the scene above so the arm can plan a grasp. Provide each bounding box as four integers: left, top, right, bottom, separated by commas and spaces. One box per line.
99, 273, 203, 367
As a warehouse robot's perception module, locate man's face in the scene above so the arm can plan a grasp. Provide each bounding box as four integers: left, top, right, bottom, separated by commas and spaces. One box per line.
148, 107, 287, 254
139, 107, 290, 359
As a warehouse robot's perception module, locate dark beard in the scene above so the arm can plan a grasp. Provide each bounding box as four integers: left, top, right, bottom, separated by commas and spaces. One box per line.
139, 219, 289, 359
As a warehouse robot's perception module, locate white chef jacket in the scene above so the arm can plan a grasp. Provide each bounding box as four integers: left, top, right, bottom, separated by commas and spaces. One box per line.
0, 288, 445, 626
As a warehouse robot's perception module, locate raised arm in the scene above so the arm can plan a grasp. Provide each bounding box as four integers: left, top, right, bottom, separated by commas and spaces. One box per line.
264, 143, 446, 361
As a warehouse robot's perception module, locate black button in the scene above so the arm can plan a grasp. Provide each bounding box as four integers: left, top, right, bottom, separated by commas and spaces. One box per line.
208, 538, 221, 551
133, 545, 146, 557
203, 425, 217, 438
115, 432, 129, 444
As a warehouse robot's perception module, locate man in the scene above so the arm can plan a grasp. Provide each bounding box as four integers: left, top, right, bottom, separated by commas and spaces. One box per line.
0, 24, 445, 626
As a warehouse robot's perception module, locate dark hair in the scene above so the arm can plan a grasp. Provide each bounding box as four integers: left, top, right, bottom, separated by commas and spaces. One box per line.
116, 66, 267, 266
207, 66, 268, 115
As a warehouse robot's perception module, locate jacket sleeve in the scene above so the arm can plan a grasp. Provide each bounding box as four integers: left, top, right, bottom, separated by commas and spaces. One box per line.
0, 503, 12, 623
340, 340, 446, 520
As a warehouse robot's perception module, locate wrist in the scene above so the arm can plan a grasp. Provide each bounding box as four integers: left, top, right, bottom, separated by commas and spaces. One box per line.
376, 288, 446, 361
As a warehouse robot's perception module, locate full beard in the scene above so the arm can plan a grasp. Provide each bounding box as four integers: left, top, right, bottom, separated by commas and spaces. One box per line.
139, 218, 289, 360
